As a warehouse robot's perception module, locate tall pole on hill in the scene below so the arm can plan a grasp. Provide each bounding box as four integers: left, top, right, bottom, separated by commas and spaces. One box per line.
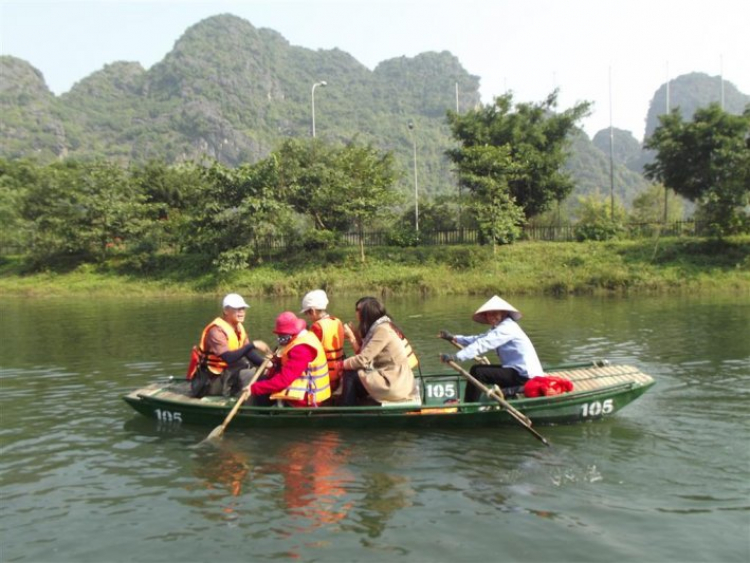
408, 120, 419, 232
455, 82, 462, 234
608, 66, 615, 219
720, 55, 725, 110
311, 81, 327, 137
665, 62, 670, 223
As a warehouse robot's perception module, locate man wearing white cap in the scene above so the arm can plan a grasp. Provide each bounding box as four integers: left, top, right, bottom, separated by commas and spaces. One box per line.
187, 293, 271, 398
438, 295, 543, 402
300, 289, 345, 394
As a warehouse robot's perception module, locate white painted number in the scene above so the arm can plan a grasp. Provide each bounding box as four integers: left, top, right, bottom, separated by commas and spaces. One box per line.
426, 383, 457, 399
154, 409, 183, 424
581, 399, 614, 417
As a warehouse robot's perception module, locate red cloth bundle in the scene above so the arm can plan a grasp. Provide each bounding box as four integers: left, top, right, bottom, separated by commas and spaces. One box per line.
523, 376, 574, 397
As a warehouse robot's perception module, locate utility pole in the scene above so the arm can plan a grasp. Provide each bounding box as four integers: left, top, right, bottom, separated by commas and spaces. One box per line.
408, 120, 419, 232
608, 66, 615, 219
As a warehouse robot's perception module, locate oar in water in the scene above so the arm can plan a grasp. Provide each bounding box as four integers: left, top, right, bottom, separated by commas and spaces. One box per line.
202, 354, 274, 443
446, 359, 550, 447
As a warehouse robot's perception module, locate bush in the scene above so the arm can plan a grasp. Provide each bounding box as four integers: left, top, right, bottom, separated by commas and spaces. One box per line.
575, 220, 625, 242
385, 225, 421, 247
445, 246, 484, 270
213, 247, 255, 273
301, 229, 340, 251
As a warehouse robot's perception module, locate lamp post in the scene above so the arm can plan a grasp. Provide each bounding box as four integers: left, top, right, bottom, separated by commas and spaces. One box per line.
408, 120, 419, 232
311, 81, 327, 137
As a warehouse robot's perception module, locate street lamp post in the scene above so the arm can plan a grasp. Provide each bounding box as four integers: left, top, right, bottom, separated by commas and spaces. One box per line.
408, 120, 419, 232
311, 81, 327, 137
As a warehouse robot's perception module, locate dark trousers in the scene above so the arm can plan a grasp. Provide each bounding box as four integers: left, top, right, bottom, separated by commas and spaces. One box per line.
464, 364, 527, 403
340, 370, 369, 406
189, 362, 254, 398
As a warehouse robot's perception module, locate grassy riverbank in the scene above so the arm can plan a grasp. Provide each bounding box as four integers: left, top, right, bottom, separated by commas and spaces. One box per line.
1, 236, 748, 298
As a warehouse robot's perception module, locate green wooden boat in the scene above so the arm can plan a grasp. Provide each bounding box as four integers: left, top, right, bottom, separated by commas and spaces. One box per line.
123, 360, 655, 429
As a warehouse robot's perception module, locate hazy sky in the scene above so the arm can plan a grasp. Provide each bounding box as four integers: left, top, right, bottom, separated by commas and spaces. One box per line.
2, 0, 748, 140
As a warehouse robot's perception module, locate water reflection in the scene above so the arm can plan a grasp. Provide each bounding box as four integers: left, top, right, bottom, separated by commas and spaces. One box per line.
270, 432, 354, 532
186, 431, 356, 535
351, 472, 415, 539
193, 445, 251, 498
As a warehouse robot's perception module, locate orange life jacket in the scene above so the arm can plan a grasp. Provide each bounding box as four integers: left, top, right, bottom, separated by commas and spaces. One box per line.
391, 323, 420, 371
313, 316, 345, 389
270, 330, 331, 406
194, 317, 248, 376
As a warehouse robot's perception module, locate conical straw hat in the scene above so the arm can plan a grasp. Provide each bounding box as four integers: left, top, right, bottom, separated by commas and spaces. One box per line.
472, 295, 522, 324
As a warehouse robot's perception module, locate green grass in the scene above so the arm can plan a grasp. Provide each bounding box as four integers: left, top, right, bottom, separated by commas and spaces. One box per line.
1, 236, 748, 297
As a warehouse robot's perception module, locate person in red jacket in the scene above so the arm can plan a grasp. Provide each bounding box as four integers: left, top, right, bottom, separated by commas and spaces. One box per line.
250, 312, 331, 407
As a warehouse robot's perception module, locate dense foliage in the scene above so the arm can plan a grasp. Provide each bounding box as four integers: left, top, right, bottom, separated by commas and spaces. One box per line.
446, 91, 590, 244
1, 137, 693, 272
0, 138, 403, 269
645, 104, 750, 235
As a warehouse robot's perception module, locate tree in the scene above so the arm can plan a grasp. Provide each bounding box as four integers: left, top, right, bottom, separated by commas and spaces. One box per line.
333, 142, 400, 262
130, 160, 209, 255
21, 160, 153, 267
188, 159, 293, 269
0, 158, 36, 253
452, 144, 524, 250
273, 139, 353, 233
629, 184, 684, 225
447, 91, 591, 239
644, 104, 750, 235
272, 138, 400, 261
573, 193, 627, 242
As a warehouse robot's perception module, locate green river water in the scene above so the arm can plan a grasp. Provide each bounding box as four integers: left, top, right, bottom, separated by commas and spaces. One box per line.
1, 293, 748, 562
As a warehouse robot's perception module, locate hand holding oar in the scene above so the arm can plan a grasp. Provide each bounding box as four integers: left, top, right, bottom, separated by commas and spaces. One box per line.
203, 354, 274, 443
437, 330, 491, 365
444, 358, 550, 447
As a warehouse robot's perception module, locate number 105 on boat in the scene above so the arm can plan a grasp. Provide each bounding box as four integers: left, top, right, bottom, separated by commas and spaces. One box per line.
580, 399, 614, 418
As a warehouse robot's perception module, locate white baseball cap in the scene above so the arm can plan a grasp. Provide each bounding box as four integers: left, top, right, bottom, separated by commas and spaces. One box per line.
222, 293, 249, 309
300, 289, 329, 313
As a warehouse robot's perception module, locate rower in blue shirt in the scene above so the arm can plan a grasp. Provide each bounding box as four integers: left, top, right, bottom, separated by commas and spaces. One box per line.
438, 295, 543, 401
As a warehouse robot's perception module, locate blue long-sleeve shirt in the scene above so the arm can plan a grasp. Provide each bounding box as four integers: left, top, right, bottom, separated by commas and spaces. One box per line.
454, 318, 543, 378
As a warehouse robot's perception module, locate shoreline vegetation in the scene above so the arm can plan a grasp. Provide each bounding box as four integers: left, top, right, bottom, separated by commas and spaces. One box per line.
1, 237, 748, 298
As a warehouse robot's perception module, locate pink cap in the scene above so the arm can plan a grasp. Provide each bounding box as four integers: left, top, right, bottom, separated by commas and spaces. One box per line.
273, 311, 306, 335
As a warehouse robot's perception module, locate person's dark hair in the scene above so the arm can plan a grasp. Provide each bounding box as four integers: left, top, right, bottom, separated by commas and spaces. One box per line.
356, 296, 405, 339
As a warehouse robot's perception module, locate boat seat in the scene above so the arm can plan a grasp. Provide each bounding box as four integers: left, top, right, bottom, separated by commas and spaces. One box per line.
380, 388, 423, 409
380, 398, 423, 408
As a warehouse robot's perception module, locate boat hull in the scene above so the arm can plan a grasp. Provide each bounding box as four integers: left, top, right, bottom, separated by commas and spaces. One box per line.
123, 362, 655, 430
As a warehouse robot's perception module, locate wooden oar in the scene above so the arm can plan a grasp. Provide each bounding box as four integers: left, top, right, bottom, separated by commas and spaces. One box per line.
203, 354, 274, 443
446, 360, 550, 447
446, 338, 491, 365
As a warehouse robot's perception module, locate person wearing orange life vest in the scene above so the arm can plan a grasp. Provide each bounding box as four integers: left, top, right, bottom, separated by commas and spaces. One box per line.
188, 293, 271, 398
300, 289, 345, 394
250, 312, 331, 407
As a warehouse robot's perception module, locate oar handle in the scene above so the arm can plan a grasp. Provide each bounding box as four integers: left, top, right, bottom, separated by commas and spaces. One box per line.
216, 355, 273, 431
447, 338, 491, 365
447, 360, 550, 447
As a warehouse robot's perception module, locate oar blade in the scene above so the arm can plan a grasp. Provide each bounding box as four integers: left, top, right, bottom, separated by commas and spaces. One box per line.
446, 359, 551, 447
197, 353, 275, 445
205, 424, 226, 442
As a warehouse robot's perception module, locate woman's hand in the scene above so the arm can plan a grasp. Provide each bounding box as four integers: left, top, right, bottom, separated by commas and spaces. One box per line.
344, 322, 361, 353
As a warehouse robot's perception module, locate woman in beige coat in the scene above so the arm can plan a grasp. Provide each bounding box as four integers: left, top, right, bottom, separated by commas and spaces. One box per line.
340, 297, 415, 405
